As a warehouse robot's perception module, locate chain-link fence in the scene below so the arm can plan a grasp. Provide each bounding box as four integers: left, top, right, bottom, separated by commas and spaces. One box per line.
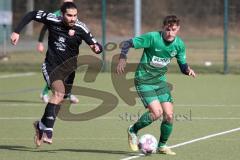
1, 0, 239, 73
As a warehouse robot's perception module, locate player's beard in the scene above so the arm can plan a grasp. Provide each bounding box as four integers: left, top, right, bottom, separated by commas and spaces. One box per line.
63, 17, 76, 27
68, 20, 76, 27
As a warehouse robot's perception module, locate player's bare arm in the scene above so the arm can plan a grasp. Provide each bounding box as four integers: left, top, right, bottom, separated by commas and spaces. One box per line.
116, 58, 127, 74
116, 39, 133, 74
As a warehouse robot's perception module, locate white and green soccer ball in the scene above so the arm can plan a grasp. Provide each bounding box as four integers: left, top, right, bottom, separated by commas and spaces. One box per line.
138, 134, 158, 155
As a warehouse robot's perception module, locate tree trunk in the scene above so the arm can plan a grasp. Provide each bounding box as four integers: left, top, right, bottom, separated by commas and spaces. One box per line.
25, 0, 34, 36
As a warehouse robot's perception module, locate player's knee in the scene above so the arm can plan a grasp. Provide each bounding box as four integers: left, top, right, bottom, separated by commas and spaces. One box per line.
151, 110, 163, 120
52, 91, 65, 103
164, 113, 174, 123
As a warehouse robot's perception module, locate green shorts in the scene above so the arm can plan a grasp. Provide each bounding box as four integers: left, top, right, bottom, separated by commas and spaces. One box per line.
135, 81, 173, 108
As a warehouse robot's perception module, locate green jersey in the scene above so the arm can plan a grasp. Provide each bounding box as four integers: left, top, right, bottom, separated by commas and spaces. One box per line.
53, 10, 61, 16
132, 31, 186, 84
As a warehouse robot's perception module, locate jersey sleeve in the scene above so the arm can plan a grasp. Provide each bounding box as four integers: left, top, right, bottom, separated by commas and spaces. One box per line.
82, 31, 98, 45
132, 32, 153, 49
14, 10, 59, 34
76, 21, 97, 45
53, 10, 61, 17
38, 25, 48, 42
34, 10, 60, 24
175, 41, 187, 65
38, 10, 61, 42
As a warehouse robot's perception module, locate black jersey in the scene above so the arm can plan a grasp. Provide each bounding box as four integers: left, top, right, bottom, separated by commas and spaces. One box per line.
15, 10, 98, 67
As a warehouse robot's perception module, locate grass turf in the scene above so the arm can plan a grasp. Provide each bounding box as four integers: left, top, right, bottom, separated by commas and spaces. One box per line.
0, 72, 240, 160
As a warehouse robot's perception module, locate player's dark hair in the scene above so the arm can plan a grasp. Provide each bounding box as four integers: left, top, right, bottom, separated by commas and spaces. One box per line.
60, 2, 77, 14
163, 15, 180, 26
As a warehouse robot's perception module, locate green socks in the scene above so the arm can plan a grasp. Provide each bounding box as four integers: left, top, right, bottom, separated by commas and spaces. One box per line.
130, 111, 173, 147
42, 84, 50, 95
158, 121, 173, 147
131, 111, 153, 134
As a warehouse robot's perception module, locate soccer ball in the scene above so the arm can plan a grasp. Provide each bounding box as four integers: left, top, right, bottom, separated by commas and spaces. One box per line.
138, 134, 158, 155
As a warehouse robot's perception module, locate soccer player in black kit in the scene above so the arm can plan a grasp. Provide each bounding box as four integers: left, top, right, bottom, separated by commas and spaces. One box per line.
11, 2, 102, 147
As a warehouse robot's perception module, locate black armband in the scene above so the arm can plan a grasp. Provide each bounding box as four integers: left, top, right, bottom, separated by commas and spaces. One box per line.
178, 63, 189, 75
120, 39, 133, 59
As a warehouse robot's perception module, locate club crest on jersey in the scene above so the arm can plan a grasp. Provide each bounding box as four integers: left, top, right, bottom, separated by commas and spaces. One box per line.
68, 29, 75, 36
59, 37, 65, 43
170, 50, 177, 57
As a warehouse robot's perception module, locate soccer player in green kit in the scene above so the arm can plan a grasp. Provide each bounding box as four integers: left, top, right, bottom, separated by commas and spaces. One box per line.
37, 0, 79, 104
117, 15, 196, 155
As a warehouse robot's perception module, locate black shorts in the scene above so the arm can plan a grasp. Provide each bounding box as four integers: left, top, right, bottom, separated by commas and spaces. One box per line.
42, 62, 76, 95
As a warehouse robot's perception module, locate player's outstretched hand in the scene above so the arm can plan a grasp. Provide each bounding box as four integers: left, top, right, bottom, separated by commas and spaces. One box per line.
90, 43, 102, 54
116, 58, 127, 74
10, 32, 20, 45
37, 42, 45, 53
188, 67, 196, 78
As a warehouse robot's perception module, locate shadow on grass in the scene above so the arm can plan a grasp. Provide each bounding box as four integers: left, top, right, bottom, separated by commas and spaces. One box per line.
0, 145, 137, 156
0, 145, 43, 152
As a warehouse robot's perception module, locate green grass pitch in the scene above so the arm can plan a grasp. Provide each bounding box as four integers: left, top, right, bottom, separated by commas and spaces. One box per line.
0, 72, 240, 160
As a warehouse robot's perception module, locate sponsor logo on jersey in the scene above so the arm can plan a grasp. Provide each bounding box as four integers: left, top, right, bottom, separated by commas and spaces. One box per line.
150, 56, 170, 68
54, 36, 66, 51
59, 37, 65, 43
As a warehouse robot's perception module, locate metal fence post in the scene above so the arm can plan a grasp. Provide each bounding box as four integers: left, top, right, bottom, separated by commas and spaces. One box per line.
223, 0, 229, 74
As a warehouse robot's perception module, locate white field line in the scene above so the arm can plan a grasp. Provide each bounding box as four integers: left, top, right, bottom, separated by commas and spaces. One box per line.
0, 116, 240, 120
0, 137, 239, 141
0, 103, 240, 107
0, 72, 36, 79
0, 103, 43, 106
175, 104, 240, 107
0, 137, 125, 141
168, 127, 240, 149
192, 117, 240, 120
0, 117, 39, 120
120, 154, 145, 160
120, 127, 240, 160
0, 117, 118, 120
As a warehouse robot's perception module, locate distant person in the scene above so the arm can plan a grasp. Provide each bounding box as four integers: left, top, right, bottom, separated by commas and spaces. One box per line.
116, 15, 196, 155
11, 2, 102, 147
37, 0, 79, 104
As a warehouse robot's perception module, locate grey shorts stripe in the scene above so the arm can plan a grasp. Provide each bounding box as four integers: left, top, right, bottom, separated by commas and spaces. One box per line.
135, 85, 149, 107
42, 63, 51, 86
